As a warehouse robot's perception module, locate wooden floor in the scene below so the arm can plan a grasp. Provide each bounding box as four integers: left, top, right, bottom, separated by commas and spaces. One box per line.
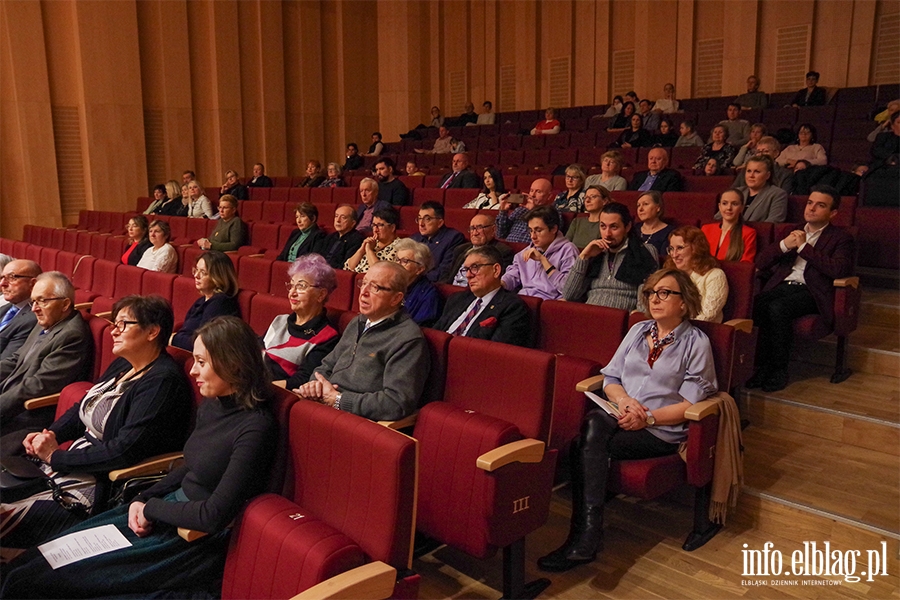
417, 287, 900, 599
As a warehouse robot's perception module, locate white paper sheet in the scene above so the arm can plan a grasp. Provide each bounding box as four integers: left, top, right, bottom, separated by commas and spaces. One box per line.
584, 390, 623, 418
38, 524, 132, 570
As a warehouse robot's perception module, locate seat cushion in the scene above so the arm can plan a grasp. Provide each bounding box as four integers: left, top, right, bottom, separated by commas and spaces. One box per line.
221, 494, 366, 600
793, 314, 830, 340
608, 454, 686, 500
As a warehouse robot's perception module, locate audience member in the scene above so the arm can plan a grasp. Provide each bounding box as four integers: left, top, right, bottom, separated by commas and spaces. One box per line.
732, 136, 794, 192
601, 95, 624, 118
531, 107, 561, 135
345, 208, 400, 273
703, 158, 725, 176
219, 169, 248, 200
184, 180, 215, 219
154, 181, 185, 216
664, 226, 728, 322
624, 91, 639, 105
364, 132, 384, 156
476, 100, 496, 125
717, 103, 751, 146
554, 164, 587, 212
181, 170, 195, 185
355, 177, 391, 232
297, 160, 326, 188
456, 102, 478, 126
867, 100, 900, 142
637, 100, 660, 132
736, 75, 767, 110
405, 160, 426, 176
1, 316, 277, 598
636, 191, 676, 259
318, 204, 365, 269
122, 215, 151, 266
733, 155, 788, 222
790, 71, 827, 107
585, 151, 627, 191
438, 153, 480, 189
497, 178, 554, 243
750, 186, 853, 391
693, 125, 737, 172
0, 260, 40, 360
277, 202, 327, 262
319, 162, 346, 187
197, 195, 247, 252
443, 214, 515, 286
247, 163, 273, 187
343, 143, 364, 171
411, 201, 466, 282
653, 83, 680, 114
136, 220, 178, 273
562, 202, 658, 310
374, 157, 410, 206
869, 110, 899, 173
297, 261, 429, 421
652, 118, 679, 147
417, 126, 453, 154
630, 148, 684, 192
501, 206, 579, 300
144, 184, 168, 215
777, 123, 827, 168
435, 245, 530, 347
733, 123, 767, 168
449, 137, 467, 153
429, 106, 444, 128
463, 167, 508, 209
702, 188, 757, 263
263, 254, 340, 389
612, 113, 651, 148
675, 120, 704, 147
0, 272, 92, 435
566, 185, 611, 249
393, 239, 441, 327
607, 101, 636, 132
538, 268, 717, 573
0, 295, 192, 556
171, 251, 240, 350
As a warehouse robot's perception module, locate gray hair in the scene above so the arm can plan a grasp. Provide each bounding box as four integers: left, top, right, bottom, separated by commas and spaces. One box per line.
0, 254, 15, 271
360, 177, 379, 194
393, 238, 434, 272
36, 271, 75, 303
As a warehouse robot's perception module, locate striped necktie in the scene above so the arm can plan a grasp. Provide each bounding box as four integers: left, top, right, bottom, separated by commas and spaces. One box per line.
451, 298, 482, 336
0, 305, 19, 330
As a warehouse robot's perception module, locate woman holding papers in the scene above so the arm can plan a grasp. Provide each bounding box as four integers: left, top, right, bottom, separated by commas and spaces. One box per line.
2, 316, 275, 598
537, 268, 717, 573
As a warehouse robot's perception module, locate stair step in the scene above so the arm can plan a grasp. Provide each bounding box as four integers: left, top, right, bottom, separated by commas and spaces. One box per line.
860, 297, 900, 330
742, 425, 898, 534
794, 336, 899, 378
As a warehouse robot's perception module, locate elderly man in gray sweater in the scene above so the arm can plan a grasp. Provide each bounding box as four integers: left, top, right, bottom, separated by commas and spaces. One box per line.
295, 261, 429, 421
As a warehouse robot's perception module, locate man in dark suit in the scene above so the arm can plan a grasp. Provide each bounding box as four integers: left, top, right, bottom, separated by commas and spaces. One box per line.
434, 245, 530, 347
247, 163, 273, 188
410, 201, 465, 282
628, 147, 684, 192
318, 204, 365, 269
0, 259, 41, 360
790, 71, 827, 107
437, 153, 481, 189
441, 213, 515, 285
749, 185, 854, 392
0, 272, 93, 434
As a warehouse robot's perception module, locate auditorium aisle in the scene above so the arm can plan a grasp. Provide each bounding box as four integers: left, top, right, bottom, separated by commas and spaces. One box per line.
416, 288, 900, 599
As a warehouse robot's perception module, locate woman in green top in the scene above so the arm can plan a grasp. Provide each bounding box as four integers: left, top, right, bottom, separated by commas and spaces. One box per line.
277, 202, 327, 262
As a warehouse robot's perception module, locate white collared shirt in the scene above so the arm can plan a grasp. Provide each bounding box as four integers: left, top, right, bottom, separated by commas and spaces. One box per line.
445, 287, 501, 336
781, 223, 828, 285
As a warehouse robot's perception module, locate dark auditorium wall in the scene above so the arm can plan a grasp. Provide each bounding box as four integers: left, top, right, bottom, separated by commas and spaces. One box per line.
1, 0, 896, 240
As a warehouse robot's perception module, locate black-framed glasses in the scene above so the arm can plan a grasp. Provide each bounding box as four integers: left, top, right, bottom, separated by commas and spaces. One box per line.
371, 222, 390, 230
397, 258, 421, 267
468, 224, 495, 233
642, 289, 683, 301
112, 320, 140, 333
285, 281, 318, 293
0, 274, 33, 282
357, 280, 394, 294
31, 297, 65, 308
458, 263, 496, 276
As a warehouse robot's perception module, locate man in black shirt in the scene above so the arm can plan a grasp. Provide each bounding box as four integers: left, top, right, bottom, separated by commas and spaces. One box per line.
343, 143, 364, 171
374, 157, 410, 206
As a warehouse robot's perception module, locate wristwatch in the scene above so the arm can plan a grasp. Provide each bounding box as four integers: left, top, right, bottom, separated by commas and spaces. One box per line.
645, 410, 656, 427
333, 392, 342, 410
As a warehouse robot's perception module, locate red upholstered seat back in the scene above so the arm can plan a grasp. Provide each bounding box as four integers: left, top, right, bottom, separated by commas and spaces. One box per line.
420, 328, 451, 406
538, 300, 629, 365
248, 293, 290, 336
83, 313, 114, 381
719, 260, 756, 320
443, 337, 555, 442
287, 401, 417, 569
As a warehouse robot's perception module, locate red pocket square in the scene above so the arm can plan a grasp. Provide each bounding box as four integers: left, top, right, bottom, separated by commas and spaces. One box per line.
479, 316, 498, 328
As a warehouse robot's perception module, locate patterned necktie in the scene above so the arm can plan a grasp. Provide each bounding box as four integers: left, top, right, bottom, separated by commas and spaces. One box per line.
441, 171, 458, 189
0, 305, 19, 330
451, 298, 482, 336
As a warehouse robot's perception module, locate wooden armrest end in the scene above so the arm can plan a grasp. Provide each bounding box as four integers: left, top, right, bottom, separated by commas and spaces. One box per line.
834, 277, 859, 289
723, 318, 753, 333
74, 302, 93, 311
476, 439, 545, 472
178, 528, 208, 542
685, 399, 721, 421
108, 452, 184, 481
24, 393, 61, 410
291, 561, 397, 600
378, 413, 418, 430
575, 374, 605, 393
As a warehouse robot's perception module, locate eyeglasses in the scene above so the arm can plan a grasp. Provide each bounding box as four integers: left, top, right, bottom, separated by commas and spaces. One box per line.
666, 245, 689, 255
468, 224, 495, 233
565, 175, 582, 181
371, 222, 390, 230
458, 263, 496, 276
285, 281, 318, 293
0, 274, 33, 282
415, 216, 437, 224
112, 320, 139, 333
192, 268, 209, 277
397, 258, 421, 267
357, 280, 394, 294
31, 297, 65, 308
642, 289, 683, 301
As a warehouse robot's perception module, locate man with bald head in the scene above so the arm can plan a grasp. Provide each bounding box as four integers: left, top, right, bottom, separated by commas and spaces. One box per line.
0, 259, 41, 360
441, 214, 515, 285
497, 178, 554, 243
438, 153, 480, 189
628, 148, 684, 192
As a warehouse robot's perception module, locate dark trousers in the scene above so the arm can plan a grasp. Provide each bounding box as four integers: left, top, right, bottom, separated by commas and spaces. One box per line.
752, 281, 819, 372
578, 410, 677, 507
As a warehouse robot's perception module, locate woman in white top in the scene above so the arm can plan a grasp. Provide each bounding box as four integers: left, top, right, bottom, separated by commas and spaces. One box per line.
653, 83, 680, 114
663, 226, 728, 323
584, 150, 627, 192
777, 123, 827, 168
463, 167, 508, 209
137, 220, 178, 273
185, 180, 214, 219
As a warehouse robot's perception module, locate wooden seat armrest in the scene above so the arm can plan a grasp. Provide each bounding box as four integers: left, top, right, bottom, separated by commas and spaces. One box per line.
246, 253, 265, 258
291, 561, 397, 600
178, 243, 195, 248
723, 318, 753, 333
684, 399, 720, 421
575, 374, 605, 393
24, 393, 61, 410
74, 302, 93, 311
476, 439, 545, 472
108, 452, 183, 481
94, 311, 112, 320
378, 412, 418, 430
224, 251, 238, 255
834, 277, 859, 288
178, 520, 234, 542
272, 380, 287, 389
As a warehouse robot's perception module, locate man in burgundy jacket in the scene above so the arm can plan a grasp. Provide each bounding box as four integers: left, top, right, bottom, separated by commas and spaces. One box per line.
748, 185, 854, 392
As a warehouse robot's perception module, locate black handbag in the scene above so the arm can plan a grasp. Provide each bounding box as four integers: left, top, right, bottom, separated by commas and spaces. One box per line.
0, 454, 51, 503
